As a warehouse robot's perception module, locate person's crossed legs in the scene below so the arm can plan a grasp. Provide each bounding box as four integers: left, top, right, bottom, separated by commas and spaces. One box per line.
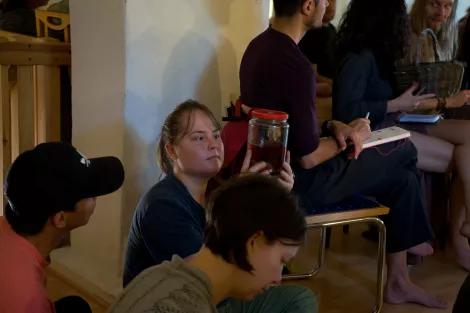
293, 139, 446, 309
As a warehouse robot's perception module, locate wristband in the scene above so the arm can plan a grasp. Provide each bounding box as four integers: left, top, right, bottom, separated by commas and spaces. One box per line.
321, 120, 331, 137
437, 97, 447, 110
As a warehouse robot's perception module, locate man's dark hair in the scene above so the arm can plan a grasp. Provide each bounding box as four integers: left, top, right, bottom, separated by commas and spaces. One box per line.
5, 203, 75, 236
273, 0, 319, 18
204, 174, 306, 272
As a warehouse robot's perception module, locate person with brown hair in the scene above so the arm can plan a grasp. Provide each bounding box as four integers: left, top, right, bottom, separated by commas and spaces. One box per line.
123, 100, 317, 312
112, 174, 310, 313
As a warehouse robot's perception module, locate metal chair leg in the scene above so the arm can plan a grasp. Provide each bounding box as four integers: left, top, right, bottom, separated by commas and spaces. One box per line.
282, 218, 386, 313
325, 227, 332, 249
282, 226, 326, 280
371, 218, 386, 313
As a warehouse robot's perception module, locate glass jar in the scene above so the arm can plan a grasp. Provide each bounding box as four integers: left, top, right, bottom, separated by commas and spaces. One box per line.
248, 109, 289, 176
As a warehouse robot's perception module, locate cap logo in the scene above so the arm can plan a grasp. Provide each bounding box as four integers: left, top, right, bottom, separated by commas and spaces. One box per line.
77, 149, 90, 167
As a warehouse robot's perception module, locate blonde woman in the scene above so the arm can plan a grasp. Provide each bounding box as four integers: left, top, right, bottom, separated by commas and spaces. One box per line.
406, 0, 468, 109
408, 0, 458, 63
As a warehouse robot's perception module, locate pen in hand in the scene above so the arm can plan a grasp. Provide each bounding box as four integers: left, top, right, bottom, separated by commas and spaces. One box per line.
346, 112, 370, 159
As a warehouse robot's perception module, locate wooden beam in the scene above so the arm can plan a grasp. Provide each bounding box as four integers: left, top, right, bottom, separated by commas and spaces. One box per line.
36, 65, 61, 143
0, 42, 71, 66
0, 66, 9, 215
16, 66, 35, 154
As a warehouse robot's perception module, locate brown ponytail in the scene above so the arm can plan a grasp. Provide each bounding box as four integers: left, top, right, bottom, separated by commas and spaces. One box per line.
156, 99, 221, 175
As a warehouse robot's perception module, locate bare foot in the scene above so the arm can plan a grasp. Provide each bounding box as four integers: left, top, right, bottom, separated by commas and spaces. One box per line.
407, 243, 434, 257
461, 222, 470, 238
384, 279, 447, 309
445, 239, 470, 271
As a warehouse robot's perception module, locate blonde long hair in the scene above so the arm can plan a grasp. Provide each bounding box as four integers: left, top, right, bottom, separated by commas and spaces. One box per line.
408, 0, 458, 63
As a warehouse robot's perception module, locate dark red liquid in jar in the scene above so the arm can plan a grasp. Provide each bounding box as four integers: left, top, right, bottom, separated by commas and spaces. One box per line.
248, 141, 287, 176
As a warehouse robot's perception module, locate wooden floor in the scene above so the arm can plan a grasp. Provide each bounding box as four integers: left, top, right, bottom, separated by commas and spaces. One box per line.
46, 224, 467, 313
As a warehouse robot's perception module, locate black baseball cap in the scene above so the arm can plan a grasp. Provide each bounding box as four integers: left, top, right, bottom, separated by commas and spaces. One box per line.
4, 142, 125, 219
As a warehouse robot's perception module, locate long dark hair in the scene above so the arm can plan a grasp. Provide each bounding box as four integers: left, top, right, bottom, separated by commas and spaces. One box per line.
157, 100, 221, 175
335, 0, 410, 79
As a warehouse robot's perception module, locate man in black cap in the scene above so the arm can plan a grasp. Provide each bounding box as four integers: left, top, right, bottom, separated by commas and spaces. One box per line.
0, 142, 125, 313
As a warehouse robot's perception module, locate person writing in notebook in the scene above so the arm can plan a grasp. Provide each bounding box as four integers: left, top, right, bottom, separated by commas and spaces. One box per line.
239, 0, 444, 308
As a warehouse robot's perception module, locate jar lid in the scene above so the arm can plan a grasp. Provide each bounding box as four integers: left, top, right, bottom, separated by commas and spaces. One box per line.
252, 109, 288, 121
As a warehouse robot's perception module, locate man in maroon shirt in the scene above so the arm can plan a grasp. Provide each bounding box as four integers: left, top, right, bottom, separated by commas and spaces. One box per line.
239, 0, 445, 309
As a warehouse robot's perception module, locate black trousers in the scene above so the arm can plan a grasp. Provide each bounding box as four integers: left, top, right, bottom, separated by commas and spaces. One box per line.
54, 296, 92, 313
292, 139, 433, 253
454, 273, 470, 313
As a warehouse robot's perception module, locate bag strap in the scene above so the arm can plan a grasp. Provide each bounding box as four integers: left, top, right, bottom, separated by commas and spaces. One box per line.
415, 28, 440, 66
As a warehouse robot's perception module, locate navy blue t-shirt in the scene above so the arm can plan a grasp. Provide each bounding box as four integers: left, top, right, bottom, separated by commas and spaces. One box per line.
123, 173, 205, 287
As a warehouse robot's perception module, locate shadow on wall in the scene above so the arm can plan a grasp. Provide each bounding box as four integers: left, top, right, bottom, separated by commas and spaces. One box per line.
119, 0, 239, 277
57, 121, 126, 284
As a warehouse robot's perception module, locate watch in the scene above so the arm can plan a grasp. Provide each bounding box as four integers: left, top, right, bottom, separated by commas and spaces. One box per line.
437, 97, 447, 110
321, 120, 331, 137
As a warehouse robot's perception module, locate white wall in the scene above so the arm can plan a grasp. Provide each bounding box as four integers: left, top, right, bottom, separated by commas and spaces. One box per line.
50, 0, 127, 298
52, 0, 270, 297
122, 0, 270, 272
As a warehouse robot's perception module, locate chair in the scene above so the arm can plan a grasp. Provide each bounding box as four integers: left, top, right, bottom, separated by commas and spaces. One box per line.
283, 196, 388, 313
34, 10, 71, 43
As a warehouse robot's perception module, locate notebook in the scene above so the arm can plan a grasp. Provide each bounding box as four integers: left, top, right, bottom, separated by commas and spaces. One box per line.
398, 114, 441, 124
362, 126, 411, 148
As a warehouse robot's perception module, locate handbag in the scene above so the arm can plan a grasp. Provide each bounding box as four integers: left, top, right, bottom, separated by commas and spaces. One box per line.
394, 28, 466, 98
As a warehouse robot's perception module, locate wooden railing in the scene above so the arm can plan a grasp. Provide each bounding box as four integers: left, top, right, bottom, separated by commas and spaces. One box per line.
0, 32, 71, 212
